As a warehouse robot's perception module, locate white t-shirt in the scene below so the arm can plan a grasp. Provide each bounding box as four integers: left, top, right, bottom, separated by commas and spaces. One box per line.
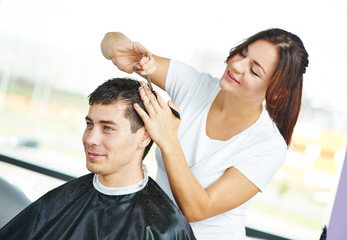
155, 59, 287, 240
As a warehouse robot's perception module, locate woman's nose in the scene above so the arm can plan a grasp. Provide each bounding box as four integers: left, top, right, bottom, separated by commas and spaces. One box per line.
232, 57, 248, 74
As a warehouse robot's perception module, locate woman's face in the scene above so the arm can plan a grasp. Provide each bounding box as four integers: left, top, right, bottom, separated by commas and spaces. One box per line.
220, 39, 279, 103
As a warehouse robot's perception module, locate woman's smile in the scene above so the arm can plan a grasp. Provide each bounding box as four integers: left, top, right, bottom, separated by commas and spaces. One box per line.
227, 70, 240, 84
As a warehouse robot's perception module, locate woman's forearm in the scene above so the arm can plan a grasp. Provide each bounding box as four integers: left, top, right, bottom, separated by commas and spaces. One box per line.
161, 139, 259, 222
160, 137, 212, 222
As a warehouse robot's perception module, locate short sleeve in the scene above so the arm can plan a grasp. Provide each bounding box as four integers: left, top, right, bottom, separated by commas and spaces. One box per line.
234, 137, 287, 192
165, 59, 218, 114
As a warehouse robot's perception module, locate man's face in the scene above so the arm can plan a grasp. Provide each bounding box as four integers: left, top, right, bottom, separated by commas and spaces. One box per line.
82, 102, 145, 179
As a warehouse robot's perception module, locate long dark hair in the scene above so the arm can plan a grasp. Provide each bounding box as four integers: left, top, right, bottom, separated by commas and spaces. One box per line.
226, 28, 309, 146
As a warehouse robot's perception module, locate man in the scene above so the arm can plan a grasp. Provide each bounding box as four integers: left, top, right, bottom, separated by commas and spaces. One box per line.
0, 78, 196, 240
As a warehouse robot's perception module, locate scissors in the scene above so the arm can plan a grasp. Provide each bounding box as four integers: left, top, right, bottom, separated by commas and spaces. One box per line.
133, 60, 180, 119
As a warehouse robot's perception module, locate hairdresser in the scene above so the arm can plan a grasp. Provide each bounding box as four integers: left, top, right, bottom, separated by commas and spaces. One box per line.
100, 28, 309, 239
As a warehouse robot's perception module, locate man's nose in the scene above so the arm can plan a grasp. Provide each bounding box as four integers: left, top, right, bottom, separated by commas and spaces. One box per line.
85, 128, 101, 146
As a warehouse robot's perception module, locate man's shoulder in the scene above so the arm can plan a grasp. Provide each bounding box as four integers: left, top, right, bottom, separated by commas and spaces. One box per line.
145, 178, 177, 204
140, 177, 186, 220
65, 173, 94, 187
41, 173, 94, 201
134, 177, 196, 239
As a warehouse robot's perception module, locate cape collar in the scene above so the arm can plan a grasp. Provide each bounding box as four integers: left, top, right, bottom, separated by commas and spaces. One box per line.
93, 164, 149, 196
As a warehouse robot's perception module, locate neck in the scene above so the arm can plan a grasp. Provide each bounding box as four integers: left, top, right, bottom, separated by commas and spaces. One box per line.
215, 90, 263, 120
98, 164, 144, 188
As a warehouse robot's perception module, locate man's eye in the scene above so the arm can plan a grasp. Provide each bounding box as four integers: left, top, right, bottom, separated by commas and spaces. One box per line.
251, 68, 259, 77
105, 126, 113, 131
86, 122, 93, 127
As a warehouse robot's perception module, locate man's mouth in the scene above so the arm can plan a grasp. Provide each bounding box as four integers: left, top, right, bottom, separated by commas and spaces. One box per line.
87, 151, 105, 160
227, 70, 240, 84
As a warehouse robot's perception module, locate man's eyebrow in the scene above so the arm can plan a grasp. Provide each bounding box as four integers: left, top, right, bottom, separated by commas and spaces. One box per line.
100, 120, 118, 126
85, 116, 92, 122
85, 116, 118, 126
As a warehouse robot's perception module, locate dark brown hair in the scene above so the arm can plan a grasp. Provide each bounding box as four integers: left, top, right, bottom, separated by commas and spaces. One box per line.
226, 28, 309, 146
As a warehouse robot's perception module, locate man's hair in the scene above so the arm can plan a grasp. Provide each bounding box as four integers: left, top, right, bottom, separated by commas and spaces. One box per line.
88, 77, 154, 159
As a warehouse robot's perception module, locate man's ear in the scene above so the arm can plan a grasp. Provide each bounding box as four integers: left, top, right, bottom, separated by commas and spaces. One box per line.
138, 128, 151, 148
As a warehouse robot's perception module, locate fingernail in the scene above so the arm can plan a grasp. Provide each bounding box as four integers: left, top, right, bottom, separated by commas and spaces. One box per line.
139, 87, 144, 92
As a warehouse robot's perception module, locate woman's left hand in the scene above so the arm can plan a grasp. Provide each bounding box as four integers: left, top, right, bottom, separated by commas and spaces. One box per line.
134, 81, 181, 150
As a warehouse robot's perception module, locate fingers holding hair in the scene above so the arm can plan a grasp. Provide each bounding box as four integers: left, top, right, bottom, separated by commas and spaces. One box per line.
133, 102, 151, 124
139, 81, 180, 120
138, 85, 157, 116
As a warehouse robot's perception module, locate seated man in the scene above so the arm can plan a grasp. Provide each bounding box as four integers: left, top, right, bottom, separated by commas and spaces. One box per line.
0, 77, 196, 240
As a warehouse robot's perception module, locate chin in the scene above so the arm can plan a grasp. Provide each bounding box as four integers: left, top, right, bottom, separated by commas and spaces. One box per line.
86, 162, 101, 174
219, 78, 230, 90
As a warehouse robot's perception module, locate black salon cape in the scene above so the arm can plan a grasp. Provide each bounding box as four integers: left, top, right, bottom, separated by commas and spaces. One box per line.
0, 173, 196, 240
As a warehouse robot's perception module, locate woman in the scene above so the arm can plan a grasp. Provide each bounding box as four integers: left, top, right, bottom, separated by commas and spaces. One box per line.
100, 28, 309, 239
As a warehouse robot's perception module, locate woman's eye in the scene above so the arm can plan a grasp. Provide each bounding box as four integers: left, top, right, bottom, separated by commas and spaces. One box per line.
251, 68, 259, 77
240, 51, 246, 57
86, 122, 93, 127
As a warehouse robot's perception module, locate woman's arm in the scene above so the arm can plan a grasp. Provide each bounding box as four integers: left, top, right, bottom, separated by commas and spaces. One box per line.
100, 32, 170, 90
163, 141, 259, 222
135, 83, 260, 222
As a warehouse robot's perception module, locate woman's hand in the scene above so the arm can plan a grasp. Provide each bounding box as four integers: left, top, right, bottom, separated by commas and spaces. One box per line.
100, 32, 156, 75
101, 32, 170, 90
134, 82, 181, 150
110, 42, 156, 76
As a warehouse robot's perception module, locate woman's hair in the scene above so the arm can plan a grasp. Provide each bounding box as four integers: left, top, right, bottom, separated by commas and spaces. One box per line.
226, 28, 309, 146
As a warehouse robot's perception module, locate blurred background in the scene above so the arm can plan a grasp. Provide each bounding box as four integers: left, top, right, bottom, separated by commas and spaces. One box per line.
0, 0, 346, 239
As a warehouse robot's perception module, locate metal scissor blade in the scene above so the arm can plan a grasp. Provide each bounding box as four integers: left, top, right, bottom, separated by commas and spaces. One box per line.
145, 74, 154, 91
133, 62, 180, 119
133, 62, 154, 91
